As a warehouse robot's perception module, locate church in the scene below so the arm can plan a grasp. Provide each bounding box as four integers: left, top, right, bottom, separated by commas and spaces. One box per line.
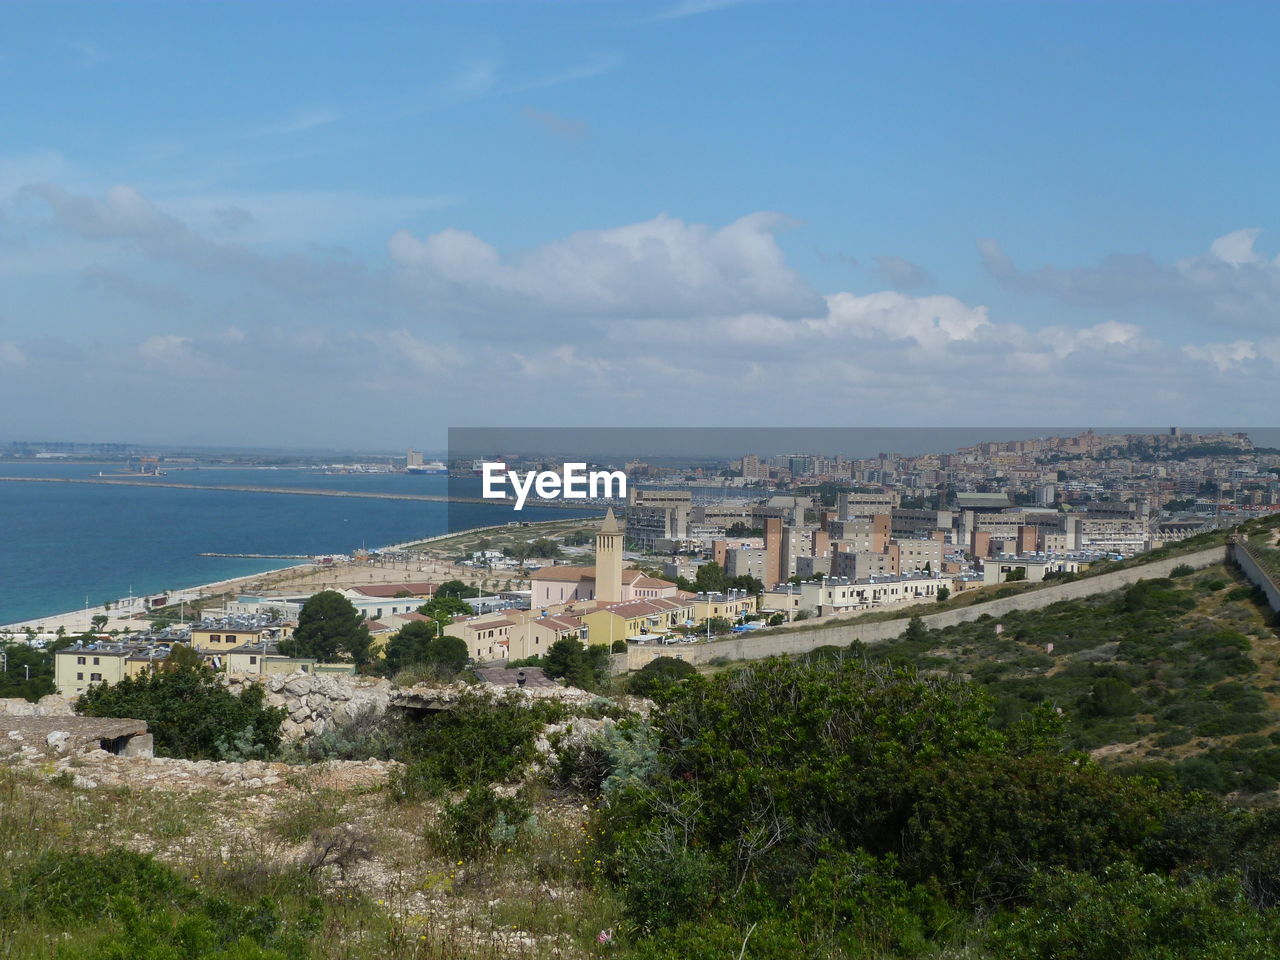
529, 508, 680, 608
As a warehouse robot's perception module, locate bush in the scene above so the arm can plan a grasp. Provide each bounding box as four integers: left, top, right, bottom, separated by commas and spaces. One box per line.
627, 657, 697, 697
77, 667, 286, 761
1, 848, 194, 922
615, 827, 718, 932
389, 691, 563, 800
990, 865, 1280, 960
431, 785, 534, 861
1171, 564, 1196, 578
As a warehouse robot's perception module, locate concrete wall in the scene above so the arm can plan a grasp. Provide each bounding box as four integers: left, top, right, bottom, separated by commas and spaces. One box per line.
625, 545, 1229, 670
1231, 541, 1280, 613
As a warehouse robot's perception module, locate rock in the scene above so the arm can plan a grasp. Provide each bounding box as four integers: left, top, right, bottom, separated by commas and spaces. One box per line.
0, 699, 36, 717
36, 694, 75, 717
46, 730, 71, 752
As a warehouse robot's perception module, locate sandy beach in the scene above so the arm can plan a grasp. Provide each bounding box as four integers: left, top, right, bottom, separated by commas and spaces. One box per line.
0, 519, 587, 637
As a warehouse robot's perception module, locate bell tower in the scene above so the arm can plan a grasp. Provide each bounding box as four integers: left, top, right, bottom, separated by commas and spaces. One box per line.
595, 507, 623, 603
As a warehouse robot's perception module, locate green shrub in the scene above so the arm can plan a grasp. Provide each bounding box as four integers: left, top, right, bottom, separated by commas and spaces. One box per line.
615, 828, 718, 932
431, 784, 534, 860
990, 865, 1280, 960
627, 656, 697, 697
1, 849, 194, 922
388, 691, 563, 800
77, 668, 286, 761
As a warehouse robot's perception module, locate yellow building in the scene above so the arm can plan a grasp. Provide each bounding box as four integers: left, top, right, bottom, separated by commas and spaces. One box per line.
580, 597, 695, 648
54, 642, 169, 698
224, 640, 355, 677
690, 590, 758, 623
513, 613, 586, 660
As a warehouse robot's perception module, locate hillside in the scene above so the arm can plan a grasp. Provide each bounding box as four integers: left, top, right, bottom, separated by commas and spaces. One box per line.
834, 559, 1280, 797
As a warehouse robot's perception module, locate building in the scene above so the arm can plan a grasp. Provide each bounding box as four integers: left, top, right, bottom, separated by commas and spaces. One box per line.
797, 573, 951, 616
625, 489, 692, 549
55, 642, 169, 697
981, 556, 1086, 584
529, 509, 678, 606
224, 640, 356, 677
513, 613, 586, 660
690, 590, 758, 624
580, 597, 696, 647
189, 615, 293, 664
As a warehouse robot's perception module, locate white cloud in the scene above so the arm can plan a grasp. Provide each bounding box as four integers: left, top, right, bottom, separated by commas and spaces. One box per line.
390, 211, 823, 319
980, 229, 1280, 326
1182, 339, 1259, 374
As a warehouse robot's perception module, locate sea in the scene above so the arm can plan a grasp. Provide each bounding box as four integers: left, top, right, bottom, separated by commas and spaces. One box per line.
0, 463, 593, 625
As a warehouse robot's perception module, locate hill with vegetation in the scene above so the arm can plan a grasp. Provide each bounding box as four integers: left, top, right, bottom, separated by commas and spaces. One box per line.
814, 559, 1280, 798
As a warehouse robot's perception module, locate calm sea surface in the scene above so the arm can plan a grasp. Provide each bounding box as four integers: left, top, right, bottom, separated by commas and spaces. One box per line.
0, 464, 591, 624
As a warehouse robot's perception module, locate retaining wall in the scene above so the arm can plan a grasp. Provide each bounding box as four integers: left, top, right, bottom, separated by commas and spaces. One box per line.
625, 545, 1229, 669
1231, 541, 1280, 613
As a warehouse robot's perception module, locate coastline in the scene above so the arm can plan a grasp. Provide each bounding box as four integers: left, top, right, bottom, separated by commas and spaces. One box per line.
0, 516, 597, 637
0, 561, 313, 635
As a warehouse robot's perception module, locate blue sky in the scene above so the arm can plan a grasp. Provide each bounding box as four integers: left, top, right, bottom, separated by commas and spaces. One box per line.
1, 0, 1278, 448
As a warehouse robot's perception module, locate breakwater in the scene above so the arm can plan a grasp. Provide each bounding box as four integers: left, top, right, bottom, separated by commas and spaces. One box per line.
0, 476, 608, 510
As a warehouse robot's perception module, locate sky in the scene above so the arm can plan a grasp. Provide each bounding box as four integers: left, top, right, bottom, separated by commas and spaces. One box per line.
1, 0, 1278, 450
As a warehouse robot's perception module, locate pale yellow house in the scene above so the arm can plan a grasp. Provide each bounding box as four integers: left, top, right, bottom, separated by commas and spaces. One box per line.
190, 619, 293, 661
224, 640, 355, 677
580, 597, 695, 648
690, 590, 758, 623
453, 616, 515, 663
54, 642, 169, 698
513, 613, 585, 660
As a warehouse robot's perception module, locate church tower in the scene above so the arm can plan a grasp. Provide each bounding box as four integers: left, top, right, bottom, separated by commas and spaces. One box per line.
595, 507, 624, 603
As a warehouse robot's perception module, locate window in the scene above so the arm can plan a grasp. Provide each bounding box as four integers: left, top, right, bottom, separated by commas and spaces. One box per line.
93, 657, 100, 665
225, 634, 237, 644
210, 634, 221, 642
90, 673, 102, 682
249, 656, 257, 665
76, 672, 83, 680
76, 656, 85, 665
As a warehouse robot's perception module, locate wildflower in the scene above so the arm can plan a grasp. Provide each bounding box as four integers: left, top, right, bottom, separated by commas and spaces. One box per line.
596, 928, 613, 944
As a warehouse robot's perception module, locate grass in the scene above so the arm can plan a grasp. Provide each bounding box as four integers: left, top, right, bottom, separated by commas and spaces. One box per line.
0, 757, 624, 960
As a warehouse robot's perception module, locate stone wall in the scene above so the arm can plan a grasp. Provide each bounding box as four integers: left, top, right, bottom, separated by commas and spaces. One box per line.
626, 544, 1230, 669
1231, 541, 1280, 613
0, 694, 75, 717
223, 672, 393, 740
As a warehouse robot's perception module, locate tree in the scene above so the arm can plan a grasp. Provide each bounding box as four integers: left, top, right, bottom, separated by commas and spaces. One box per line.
0, 641, 55, 701
91, 614, 108, 632
1005, 567, 1027, 583
902, 615, 929, 643
628, 656, 697, 696
768, 613, 787, 626
383, 622, 471, 677
418, 595, 474, 620
162, 643, 204, 672
693, 562, 727, 594
544, 636, 612, 691
437, 579, 480, 600
936, 586, 951, 603
278, 590, 372, 664
77, 667, 286, 760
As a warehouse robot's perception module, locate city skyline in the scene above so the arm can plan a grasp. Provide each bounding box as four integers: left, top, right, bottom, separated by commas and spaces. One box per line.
2, 1, 1279, 446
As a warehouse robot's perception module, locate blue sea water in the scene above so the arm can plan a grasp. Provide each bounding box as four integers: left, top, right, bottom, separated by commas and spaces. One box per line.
0, 464, 592, 624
